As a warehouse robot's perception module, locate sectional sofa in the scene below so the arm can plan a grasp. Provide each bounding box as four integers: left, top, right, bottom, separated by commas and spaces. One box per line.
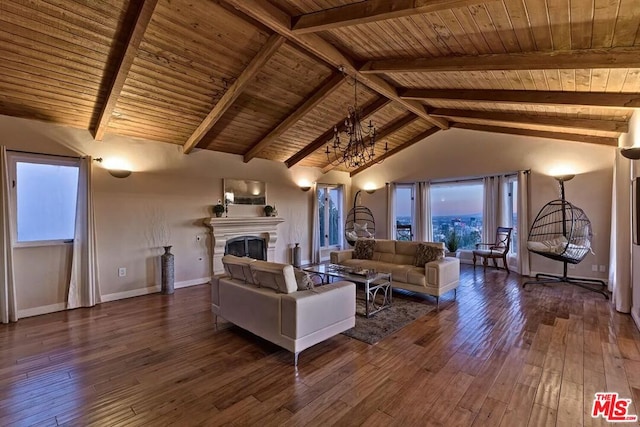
211, 255, 356, 366
330, 239, 460, 306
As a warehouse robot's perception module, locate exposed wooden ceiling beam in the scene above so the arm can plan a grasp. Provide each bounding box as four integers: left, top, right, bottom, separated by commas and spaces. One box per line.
243, 72, 345, 163
321, 113, 421, 173
401, 89, 640, 108
361, 47, 640, 73
285, 98, 391, 168
93, 0, 159, 141
350, 128, 440, 176
451, 122, 619, 146
225, 0, 449, 130
183, 34, 285, 154
291, 0, 485, 34
431, 108, 629, 133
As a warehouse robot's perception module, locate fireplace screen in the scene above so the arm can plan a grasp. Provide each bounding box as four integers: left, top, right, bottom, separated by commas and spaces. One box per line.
225, 236, 267, 260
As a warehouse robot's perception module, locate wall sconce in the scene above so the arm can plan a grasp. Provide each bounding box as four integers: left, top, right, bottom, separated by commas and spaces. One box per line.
298, 180, 312, 192
95, 157, 132, 178
621, 147, 640, 160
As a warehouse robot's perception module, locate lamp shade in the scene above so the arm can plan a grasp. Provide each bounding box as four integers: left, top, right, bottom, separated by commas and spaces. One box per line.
621, 147, 640, 160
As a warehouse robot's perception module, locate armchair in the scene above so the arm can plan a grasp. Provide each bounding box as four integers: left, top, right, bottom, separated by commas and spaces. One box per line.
472, 227, 513, 273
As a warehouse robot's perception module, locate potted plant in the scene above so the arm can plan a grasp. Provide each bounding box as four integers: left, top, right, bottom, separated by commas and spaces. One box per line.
445, 229, 460, 256
264, 205, 274, 217
213, 203, 225, 218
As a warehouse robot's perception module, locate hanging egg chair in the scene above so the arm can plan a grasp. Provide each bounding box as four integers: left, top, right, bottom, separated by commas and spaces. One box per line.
344, 205, 375, 246
526, 199, 593, 264
523, 176, 607, 299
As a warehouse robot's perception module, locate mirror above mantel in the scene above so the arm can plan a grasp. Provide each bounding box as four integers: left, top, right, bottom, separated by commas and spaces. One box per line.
224, 179, 266, 205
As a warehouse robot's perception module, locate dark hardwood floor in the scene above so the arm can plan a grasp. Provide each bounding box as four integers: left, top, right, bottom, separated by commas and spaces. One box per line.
1, 265, 639, 426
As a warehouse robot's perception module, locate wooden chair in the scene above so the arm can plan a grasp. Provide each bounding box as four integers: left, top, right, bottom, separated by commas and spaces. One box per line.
473, 227, 513, 273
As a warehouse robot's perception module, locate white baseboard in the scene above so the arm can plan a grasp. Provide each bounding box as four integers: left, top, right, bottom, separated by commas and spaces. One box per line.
18, 303, 67, 318
528, 270, 609, 285
175, 277, 211, 289
101, 285, 161, 303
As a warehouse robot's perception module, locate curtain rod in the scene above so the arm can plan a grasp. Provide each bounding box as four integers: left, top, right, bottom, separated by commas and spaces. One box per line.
7, 149, 82, 160
410, 169, 531, 186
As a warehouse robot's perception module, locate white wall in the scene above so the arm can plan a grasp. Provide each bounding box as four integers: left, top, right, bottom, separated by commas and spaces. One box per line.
0, 115, 349, 315
351, 127, 615, 280
622, 111, 640, 324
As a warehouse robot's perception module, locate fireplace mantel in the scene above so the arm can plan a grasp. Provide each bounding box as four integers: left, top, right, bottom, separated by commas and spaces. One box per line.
205, 216, 284, 275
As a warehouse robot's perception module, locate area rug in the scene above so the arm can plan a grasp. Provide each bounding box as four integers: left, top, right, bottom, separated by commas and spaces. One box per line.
341, 296, 436, 344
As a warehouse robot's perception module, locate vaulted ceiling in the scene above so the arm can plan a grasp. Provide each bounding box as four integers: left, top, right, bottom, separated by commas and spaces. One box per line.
1, 0, 639, 176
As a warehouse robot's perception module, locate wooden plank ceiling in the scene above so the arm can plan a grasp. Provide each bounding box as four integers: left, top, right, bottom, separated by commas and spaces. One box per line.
1, 0, 639, 175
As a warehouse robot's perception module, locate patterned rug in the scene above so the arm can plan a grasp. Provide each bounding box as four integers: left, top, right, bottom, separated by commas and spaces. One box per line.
341, 295, 436, 344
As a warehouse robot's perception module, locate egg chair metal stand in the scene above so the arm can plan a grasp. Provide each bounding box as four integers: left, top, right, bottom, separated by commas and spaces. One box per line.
523, 176, 608, 299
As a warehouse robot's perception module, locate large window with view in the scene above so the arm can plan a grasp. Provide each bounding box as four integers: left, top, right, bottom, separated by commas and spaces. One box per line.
11, 154, 80, 245
317, 184, 343, 251
395, 184, 414, 240
431, 182, 483, 252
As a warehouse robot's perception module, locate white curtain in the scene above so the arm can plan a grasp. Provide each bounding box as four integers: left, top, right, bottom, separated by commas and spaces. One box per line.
482, 176, 504, 243
415, 181, 432, 241
609, 151, 632, 312
67, 157, 100, 309
0, 147, 17, 323
311, 182, 320, 264
516, 171, 531, 276
386, 182, 396, 240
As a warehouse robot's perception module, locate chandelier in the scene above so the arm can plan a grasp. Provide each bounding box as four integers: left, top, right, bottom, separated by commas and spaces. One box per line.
326, 73, 387, 168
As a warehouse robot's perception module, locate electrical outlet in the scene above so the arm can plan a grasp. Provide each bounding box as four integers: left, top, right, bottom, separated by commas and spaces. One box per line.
118, 267, 126, 277
591, 265, 598, 272
599, 265, 606, 272
568, 264, 576, 270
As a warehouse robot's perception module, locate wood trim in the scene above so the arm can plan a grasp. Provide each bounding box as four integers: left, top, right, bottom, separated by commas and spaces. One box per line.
93, 0, 159, 141
182, 34, 285, 154
291, 0, 484, 34
350, 127, 440, 176
285, 98, 390, 168
431, 109, 629, 133
401, 89, 640, 108
243, 72, 344, 163
225, 0, 449, 130
361, 47, 640, 73
451, 122, 619, 146
322, 113, 420, 173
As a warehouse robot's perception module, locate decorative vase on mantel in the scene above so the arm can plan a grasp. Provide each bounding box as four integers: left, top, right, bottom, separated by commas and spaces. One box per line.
161, 245, 175, 294
292, 243, 301, 268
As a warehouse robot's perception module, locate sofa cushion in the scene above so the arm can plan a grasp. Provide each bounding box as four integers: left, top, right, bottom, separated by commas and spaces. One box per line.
374, 239, 395, 254
353, 239, 375, 260
221, 255, 256, 284
407, 267, 427, 286
250, 261, 297, 294
294, 269, 314, 291
395, 240, 419, 256
414, 243, 445, 267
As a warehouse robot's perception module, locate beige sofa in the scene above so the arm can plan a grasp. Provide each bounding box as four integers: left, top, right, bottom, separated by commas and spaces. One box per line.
330, 239, 460, 305
211, 256, 355, 366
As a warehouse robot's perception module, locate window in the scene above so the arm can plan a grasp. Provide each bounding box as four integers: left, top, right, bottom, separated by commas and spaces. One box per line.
317, 184, 343, 249
431, 182, 483, 251
505, 177, 518, 255
11, 154, 79, 244
395, 184, 414, 240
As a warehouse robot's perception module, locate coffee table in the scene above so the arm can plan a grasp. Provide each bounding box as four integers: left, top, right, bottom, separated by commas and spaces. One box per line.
303, 264, 392, 318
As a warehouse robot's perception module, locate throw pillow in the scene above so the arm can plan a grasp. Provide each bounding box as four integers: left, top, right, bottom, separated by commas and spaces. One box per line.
294, 269, 314, 291
353, 239, 375, 260
414, 243, 444, 267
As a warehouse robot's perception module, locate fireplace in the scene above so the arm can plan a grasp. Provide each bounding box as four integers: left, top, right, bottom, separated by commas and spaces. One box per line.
205, 216, 284, 275
225, 236, 267, 260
